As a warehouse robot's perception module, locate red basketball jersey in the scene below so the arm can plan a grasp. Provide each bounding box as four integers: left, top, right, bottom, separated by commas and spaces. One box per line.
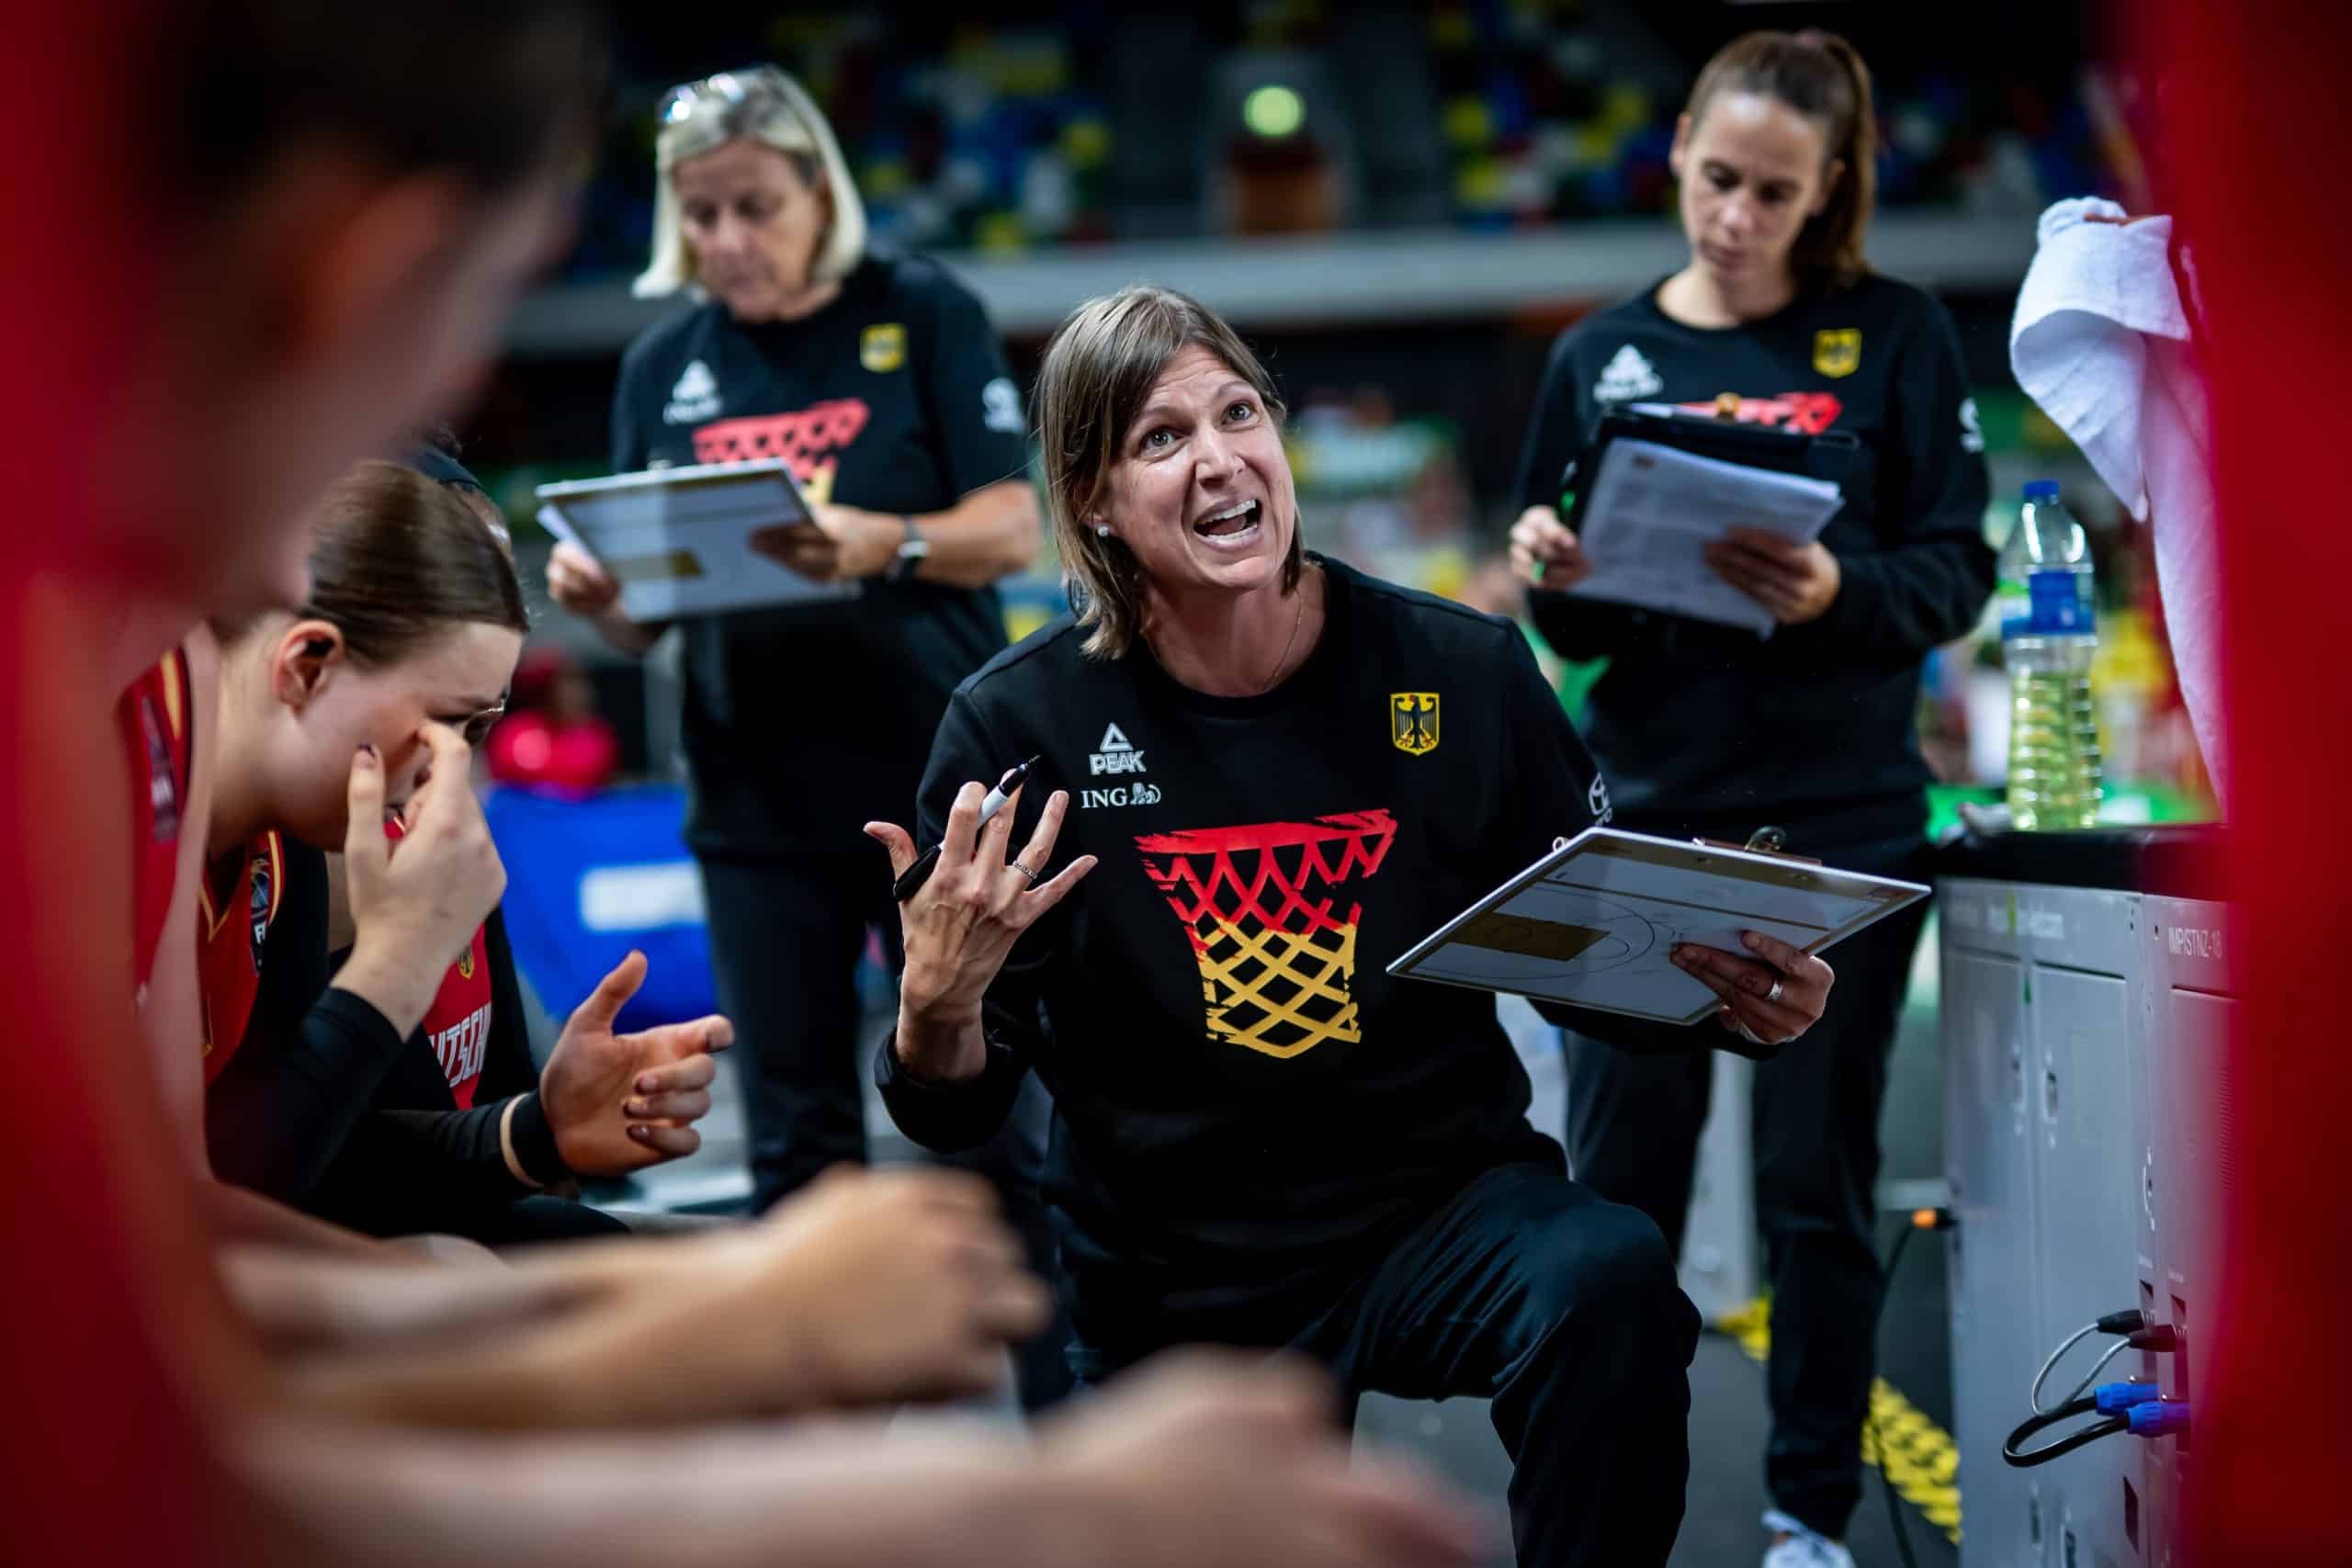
195, 830, 283, 1084
422, 925, 494, 1109
381, 814, 496, 1108
119, 646, 193, 998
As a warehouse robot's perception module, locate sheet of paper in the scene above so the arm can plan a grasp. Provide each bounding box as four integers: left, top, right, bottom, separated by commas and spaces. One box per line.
1389, 829, 1927, 1025
1566, 437, 1844, 637
536, 463, 856, 620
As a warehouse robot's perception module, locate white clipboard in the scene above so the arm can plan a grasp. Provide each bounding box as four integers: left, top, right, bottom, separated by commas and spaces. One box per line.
535, 458, 858, 620
1387, 827, 1928, 1025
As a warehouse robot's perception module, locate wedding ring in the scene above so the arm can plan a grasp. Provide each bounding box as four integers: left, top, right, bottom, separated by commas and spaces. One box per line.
1011, 859, 1040, 883
1766, 979, 1785, 1005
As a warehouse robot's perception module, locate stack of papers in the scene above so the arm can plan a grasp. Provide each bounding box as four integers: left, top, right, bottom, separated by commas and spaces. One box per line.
1566, 438, 1844, 637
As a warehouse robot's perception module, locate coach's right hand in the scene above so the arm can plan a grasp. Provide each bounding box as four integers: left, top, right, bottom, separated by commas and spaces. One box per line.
1509, 504, 1595, 592
332, 724, 505, 1039
545, 539, 622, 614
867, 782, 1095, 1085
546, 540, 667, 657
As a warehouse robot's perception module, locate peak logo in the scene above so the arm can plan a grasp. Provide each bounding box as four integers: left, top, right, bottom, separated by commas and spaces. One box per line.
1089, 722, 1147, 776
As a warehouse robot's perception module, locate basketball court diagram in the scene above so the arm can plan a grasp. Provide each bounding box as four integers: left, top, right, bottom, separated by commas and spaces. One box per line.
1389, 829, 1928, 1025
1452, 886, 1673, 976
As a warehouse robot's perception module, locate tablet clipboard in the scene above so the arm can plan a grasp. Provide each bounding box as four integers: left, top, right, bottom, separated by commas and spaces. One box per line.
536, 458, 857, 620
1577, 406, 1860, 495
1387, 827, 1927, 1025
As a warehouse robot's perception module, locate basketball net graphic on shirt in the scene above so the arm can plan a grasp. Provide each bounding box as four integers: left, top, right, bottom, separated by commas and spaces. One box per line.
691, 398, 870, 505
1136, 810, 1397, 1060
1670, 392, 1844, 435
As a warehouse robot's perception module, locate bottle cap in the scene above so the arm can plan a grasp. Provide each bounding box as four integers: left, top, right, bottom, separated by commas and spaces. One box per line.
2024, 479, 2062, 502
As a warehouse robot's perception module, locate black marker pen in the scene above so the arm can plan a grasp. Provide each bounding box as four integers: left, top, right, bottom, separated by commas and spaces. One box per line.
892, 756, 1041, 902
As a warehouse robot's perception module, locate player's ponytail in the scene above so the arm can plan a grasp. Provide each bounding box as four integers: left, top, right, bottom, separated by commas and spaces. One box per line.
296, 460, 527, 666
1684, 28, 1878, 292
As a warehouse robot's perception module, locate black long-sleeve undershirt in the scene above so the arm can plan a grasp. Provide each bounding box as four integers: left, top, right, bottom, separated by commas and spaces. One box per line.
202, 840, 566, 1214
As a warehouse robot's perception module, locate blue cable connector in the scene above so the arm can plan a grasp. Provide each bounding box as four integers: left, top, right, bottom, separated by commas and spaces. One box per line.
2128, 1400, 2192, 1439
2093, 1382, 2162, 1414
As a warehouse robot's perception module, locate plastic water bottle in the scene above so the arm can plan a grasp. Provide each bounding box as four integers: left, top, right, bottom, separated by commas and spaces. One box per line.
1998, 481, 2102, 829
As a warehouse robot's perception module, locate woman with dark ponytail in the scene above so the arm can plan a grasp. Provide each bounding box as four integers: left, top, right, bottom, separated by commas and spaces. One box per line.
1511, 29, 1994, 1568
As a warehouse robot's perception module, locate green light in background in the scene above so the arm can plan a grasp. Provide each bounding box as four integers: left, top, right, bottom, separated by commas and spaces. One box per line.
1244, 85, 1306, 139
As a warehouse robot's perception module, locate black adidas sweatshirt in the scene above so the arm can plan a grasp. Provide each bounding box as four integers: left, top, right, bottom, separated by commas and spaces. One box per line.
1516, 273, 1995, 851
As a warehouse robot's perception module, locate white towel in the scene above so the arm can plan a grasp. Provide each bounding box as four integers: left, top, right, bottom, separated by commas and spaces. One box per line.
2010, 197, 2224, 807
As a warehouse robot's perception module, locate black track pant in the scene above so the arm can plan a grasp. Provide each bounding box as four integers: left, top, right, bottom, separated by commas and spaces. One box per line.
1565, 834, 1929, 1539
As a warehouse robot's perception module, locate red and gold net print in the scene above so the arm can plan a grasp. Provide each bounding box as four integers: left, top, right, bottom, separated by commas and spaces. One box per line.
1135, 810, 1397, 1060
691, 398, 870, 498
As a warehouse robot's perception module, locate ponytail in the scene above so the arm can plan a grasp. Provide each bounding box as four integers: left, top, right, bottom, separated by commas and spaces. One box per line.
1684, 28, 1878, 292
299, 461, 527, 666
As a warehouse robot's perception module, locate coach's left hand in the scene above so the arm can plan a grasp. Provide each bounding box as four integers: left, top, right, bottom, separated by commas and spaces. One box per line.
1671, 930, 1835, 1048
750, 502, 902, 581
540, 950, 734, 1176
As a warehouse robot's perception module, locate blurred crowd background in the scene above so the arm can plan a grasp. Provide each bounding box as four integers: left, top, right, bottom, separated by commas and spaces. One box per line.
458, 0, 2203, 830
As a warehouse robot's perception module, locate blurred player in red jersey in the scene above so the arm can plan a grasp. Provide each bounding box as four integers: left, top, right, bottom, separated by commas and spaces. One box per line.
2146, 2, 2352, 1562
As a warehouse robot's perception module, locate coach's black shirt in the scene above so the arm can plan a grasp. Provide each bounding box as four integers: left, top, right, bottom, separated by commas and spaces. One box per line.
1516, 273, 1994, 849
877, 558, 1708, 1354
612, 251, 1032, 854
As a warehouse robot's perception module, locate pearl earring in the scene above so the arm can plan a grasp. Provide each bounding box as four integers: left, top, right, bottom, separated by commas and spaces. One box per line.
1094, 523, 1113, 537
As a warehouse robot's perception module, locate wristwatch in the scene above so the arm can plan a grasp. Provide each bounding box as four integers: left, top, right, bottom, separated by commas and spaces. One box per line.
887, 515, 929, 583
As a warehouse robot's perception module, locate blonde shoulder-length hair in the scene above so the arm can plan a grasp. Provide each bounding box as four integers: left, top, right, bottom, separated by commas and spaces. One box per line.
633, 66, 867, 300
1036, 287, 1299, 660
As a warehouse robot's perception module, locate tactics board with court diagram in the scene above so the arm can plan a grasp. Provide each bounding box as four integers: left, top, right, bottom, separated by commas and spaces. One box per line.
1388, 828, 1928, 1025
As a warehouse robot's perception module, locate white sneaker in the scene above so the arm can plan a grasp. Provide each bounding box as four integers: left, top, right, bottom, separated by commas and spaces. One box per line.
1761, 1510, 1857, 1568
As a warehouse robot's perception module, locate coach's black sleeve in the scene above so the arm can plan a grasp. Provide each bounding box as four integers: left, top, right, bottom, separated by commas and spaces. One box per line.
911, 264, 1032, 500
874, 689, 1036, 1151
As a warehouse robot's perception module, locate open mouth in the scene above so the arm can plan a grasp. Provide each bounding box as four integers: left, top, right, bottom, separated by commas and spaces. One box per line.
1192, 499, 1262, 541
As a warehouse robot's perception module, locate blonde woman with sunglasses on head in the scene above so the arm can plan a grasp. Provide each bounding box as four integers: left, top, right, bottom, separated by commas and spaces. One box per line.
544, 62, 1069, 1404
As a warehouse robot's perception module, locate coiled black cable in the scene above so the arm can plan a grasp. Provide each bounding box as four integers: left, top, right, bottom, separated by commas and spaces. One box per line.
2002, 1394, 2130, 1467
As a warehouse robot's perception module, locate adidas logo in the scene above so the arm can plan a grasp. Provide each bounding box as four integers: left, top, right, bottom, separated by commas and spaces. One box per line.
1594, 344, 1664, 403
663, 359, 722, 424
1088, 722, 1146, 776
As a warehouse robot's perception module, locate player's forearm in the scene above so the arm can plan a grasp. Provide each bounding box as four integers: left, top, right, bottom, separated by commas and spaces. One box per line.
225, 1220, 730, 1360
233, 1414, 1105, 1568
276, 1264, 820, 1430
207, 1183, 390, 1261
221, 1242, 579, 1357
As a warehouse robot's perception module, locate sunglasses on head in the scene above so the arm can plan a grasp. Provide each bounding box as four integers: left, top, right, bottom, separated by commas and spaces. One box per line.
659, 64, 795, 128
